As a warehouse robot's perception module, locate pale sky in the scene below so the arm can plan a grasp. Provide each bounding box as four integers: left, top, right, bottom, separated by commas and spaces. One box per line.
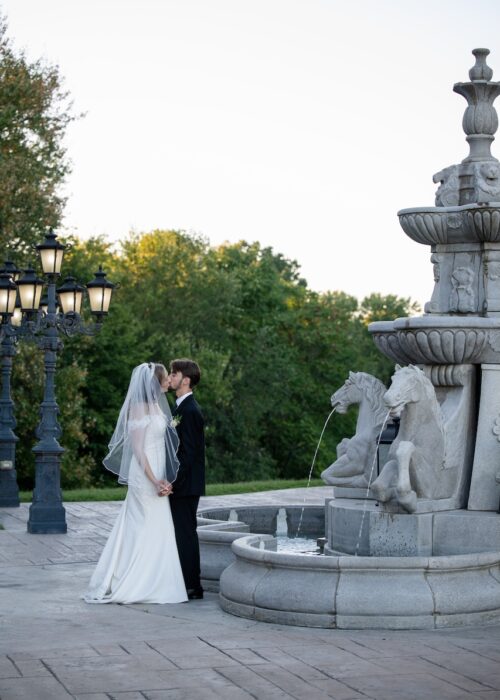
2, 0, 500, 306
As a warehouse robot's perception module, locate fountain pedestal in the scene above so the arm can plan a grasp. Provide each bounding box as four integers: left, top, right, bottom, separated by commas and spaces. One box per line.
325, 500, 500, 557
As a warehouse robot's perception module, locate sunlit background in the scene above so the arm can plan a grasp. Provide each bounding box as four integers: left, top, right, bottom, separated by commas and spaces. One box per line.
3, 0, 500, 305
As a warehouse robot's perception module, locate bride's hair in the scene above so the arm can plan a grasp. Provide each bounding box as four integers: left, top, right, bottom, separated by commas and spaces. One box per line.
151, 362, 167, 382
130, 362, 166, 406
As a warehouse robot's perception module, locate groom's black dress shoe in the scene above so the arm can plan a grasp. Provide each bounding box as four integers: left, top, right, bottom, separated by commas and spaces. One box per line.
187, 588, 204, 600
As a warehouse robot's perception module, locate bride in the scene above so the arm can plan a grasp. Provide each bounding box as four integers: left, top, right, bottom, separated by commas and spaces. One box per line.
84, 362, 187, 604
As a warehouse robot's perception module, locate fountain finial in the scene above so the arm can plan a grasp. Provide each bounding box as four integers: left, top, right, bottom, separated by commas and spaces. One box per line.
469, 48, 494, 81
452, 48, 500, 203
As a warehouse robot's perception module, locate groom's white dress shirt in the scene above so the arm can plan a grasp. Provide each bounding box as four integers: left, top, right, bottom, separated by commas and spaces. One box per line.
176, 391, 193, 408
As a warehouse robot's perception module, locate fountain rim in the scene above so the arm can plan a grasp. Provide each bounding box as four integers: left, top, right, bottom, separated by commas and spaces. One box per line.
397, 202, 500, 217
231, 533, 500, 570
369, 316, 500, 332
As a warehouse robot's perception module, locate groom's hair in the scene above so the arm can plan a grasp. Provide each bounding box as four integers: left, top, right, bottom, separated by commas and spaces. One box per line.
170, 358, 201, 388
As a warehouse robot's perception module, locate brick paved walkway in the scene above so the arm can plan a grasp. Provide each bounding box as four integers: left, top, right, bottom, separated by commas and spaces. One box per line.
1, 490, 499, 699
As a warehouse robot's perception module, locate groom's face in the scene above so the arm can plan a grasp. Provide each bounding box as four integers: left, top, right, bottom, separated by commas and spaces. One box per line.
168, 370, 185, 393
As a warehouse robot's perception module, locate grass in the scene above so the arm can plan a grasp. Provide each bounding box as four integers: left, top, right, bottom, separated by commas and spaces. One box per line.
18, 478, 325, 503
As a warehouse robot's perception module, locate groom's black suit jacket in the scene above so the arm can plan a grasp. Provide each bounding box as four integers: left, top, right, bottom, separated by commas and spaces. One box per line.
170, 394, 205, 497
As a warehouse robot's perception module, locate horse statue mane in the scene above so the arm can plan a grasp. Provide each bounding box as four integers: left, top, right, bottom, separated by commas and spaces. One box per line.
396, 365, 445, 442
342, 371, 389, 424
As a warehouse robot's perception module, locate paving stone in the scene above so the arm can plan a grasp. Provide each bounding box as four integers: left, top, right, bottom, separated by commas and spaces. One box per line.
483, 675, 500, 691
251, 662, 341, 699
338, 671, 480, 700
251, 647, 329, 680
417, 650, 500, 684
216, 665, 296, 698
308, 677, 367, 699
11, 659, 51, 677
91, 643, 130, 656
0, 656, 20, 679
313, 656, 395, 679
0, 675, 73, 699
369, 654, 495, 692
162, 650, 240, 669
51, 668, 172, 695
222, 647, 271, 665
9, 646, 99, 661
452, 640, 500, 662
145, 688, 253, 700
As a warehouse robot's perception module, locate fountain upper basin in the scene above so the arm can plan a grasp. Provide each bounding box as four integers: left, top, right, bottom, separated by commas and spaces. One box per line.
398, 203, 500, 245
369, 316, 500, 365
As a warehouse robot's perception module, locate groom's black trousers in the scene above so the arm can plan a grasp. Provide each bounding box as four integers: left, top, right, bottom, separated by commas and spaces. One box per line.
170, 496, 201, 591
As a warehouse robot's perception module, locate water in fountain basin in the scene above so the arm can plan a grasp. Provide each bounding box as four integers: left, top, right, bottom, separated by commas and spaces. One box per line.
277, 536, 319, 555
275, 505, 319, 554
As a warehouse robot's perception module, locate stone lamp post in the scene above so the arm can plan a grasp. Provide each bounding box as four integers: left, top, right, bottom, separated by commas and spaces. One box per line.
0, 229, 116, 533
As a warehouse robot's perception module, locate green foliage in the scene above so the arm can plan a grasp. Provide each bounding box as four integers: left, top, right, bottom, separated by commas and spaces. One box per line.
11, 343, 93, 489
0, 16, 77, 259
9, 229, 419, 490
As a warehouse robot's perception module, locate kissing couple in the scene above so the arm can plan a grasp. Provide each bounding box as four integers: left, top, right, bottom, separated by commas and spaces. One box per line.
84, 358, 205, 604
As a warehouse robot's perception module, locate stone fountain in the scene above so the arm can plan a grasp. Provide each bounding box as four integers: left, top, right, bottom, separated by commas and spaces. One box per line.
215, 49, 500, 629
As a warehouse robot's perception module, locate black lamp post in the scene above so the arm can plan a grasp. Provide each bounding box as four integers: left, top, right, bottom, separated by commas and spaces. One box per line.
0, 263, 21, 507
0, 229, 115, 533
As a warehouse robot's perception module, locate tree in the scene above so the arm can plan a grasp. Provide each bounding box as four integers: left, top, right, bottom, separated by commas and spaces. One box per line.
0, 15, 77, 259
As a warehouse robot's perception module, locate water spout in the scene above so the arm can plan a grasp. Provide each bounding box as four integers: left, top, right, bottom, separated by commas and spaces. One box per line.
275, 507, 288, 537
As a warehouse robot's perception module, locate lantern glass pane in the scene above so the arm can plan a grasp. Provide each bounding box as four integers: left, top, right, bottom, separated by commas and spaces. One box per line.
88, 286, 104, 312
58, 291, 72, 314
40, 247, 64, 274
7, 288, 16, 314
102, 287, 112, 313
18, 284, 37, 311
34, 284, 43, 310
0, 288, 14, 314
74, 291, 83, 314
59, 290, 83, 314
40, 248, 56, 274
55, 249, 64, 273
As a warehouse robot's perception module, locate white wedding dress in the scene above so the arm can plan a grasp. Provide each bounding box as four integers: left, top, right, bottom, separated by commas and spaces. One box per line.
84, 413, 187, 604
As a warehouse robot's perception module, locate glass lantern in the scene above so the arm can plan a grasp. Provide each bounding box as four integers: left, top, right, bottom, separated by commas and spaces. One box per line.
86, 266, 115, 316
17, 267, 44, 312
57, 277, 85, 315
36, 229, 66, 276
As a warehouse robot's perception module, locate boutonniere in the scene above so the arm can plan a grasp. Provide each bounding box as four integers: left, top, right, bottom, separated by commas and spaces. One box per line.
170, 416, 182, 428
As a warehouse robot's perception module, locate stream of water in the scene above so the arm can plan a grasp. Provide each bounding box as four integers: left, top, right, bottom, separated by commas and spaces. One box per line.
294, 406, 337, 538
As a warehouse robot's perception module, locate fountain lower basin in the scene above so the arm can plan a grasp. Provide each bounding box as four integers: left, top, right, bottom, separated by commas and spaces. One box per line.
219, 531, 500, 629
199, 503, 500, 629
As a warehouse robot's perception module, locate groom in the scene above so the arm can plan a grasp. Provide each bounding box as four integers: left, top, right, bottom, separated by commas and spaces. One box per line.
167, 358, 205, 600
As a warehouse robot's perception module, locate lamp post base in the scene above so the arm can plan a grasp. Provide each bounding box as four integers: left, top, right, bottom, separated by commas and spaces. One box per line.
27, 501, 67, 533
0, 467, 19, 507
